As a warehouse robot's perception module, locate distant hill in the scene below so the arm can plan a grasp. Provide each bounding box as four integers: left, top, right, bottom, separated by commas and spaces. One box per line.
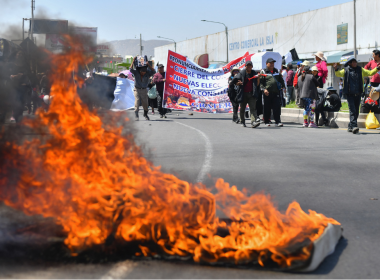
105, 39, 170, 59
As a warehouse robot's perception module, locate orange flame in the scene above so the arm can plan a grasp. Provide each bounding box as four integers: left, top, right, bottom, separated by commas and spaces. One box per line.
0, 37, 339, 269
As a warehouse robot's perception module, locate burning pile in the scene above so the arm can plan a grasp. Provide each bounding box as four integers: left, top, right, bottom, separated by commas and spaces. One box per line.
0, 38, 340, 271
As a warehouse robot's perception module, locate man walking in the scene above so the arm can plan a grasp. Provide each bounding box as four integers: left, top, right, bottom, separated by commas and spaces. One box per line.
334, 56, 380, 134
153, 64, 167, 118
129, 56, 156, 120
364, 49, 380, 87
286, 63, 295, 104
232, 61, 260, 128
260, 58, 286, 127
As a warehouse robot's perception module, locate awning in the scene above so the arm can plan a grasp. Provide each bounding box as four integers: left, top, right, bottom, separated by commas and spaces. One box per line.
340, 53, 373, 64
327, 50, 357, 63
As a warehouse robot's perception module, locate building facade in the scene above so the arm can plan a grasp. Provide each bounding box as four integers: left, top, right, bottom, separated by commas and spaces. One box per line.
154, 0, 379, 88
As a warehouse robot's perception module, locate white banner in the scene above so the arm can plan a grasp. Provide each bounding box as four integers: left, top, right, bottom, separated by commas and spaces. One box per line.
110, 77, 135, 111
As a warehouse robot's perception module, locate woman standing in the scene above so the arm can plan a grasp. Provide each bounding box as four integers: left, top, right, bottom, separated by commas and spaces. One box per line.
313, 51, 328, 87
298, 66, 319, 128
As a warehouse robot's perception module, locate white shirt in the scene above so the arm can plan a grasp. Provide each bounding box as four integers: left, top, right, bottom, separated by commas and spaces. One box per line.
282, 70, 288, 82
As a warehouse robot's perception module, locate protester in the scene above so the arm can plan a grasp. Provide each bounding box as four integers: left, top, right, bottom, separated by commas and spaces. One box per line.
293, 61, 303, 107
315, 87, 342, 126
153, 64, 167, 118
313, 51, 328, 88
286, 63, 295, 104
227, 66, 241, 123
260, 58, 286, 127
311, 66, 322, 88
334, 56, 380, 134
232, 61, 260, 128
298, 66, 319, 128
148, 76, 157, 115
364, 49, 380, 87
130, 56, 156, 121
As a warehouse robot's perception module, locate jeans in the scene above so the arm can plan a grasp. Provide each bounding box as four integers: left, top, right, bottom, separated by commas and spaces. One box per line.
346, 94, 361, 128
286, 86, 294, 104
240, 92, 258, 124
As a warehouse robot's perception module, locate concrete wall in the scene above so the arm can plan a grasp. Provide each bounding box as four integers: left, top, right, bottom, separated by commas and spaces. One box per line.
155, 0, 379, 67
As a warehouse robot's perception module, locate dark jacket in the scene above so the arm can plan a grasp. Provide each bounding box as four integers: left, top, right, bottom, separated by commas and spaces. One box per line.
335, 65, 378, 96
260, 67, 285, 96
298, 74, 319, 100
230, 69, 259, 102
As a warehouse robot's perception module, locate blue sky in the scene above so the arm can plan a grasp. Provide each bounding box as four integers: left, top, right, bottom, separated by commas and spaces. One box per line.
1, 0, 351, 42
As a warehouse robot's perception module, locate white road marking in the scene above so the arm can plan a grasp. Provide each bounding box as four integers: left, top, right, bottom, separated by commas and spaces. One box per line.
173, 121, 213, 183
101, 260, 137, 279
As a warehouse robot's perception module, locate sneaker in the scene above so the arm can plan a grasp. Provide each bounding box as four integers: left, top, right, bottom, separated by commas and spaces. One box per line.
308, 122, 318, 128
303, 122, 309, 127
151, 112, 155, 115
251, 122, 260, 128
241, 123, 247, 127
256, 118, 261, 123
347, 128, 353, 132
160, 115, 163, 118
276, 123, 283, 127
264, 123, 271, 127
352, 127, 359, 134
236, 119, 240, 124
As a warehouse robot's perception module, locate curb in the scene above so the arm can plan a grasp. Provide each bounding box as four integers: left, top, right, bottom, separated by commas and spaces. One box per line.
280, 108, 380, 128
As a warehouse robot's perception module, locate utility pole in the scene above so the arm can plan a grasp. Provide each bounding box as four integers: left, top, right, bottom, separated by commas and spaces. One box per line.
140, 34, 143, 56
157, 36, 176, 52
201, 20, 229, 63
30, 0, 35, 40
22, 18, 25, 40
353, 0, 357, 59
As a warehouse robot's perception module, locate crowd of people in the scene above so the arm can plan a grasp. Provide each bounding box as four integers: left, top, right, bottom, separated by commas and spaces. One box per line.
2, 49, 380, 135
227, 50, 380, 133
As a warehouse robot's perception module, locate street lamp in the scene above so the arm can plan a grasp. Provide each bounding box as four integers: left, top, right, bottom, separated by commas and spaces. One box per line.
157, 36, 176, 52
201, 20, 229, 63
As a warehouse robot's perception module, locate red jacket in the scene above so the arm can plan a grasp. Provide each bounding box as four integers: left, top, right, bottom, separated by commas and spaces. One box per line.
293, 69, 302, 87
364, 60, 380, 83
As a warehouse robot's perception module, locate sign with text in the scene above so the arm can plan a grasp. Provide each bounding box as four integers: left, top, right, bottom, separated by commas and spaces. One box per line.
337, 23, 348, 45
163, 50, 254, 113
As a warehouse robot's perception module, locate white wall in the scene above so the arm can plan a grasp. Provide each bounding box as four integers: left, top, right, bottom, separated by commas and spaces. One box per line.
155, 0, 379, 66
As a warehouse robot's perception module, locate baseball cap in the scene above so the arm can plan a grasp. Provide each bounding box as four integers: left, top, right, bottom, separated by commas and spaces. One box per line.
157, 64, 164, 68
297, 61, 302, 66
266, 58, 276, 63
245, 60, 253, 66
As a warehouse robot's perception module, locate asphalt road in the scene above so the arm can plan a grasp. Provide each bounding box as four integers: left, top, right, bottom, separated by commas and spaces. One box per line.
1, 110, 379, 278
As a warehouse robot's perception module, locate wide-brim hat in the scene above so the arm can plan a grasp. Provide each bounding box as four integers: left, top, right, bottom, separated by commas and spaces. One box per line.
301, 60, 311, 66
313, 51, 326, 61
311, 66, 319, 72
230, 66, 240, 74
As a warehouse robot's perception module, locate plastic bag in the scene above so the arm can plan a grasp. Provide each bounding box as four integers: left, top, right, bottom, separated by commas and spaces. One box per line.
365, 111, 380, 129
148, 85, 157, 99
